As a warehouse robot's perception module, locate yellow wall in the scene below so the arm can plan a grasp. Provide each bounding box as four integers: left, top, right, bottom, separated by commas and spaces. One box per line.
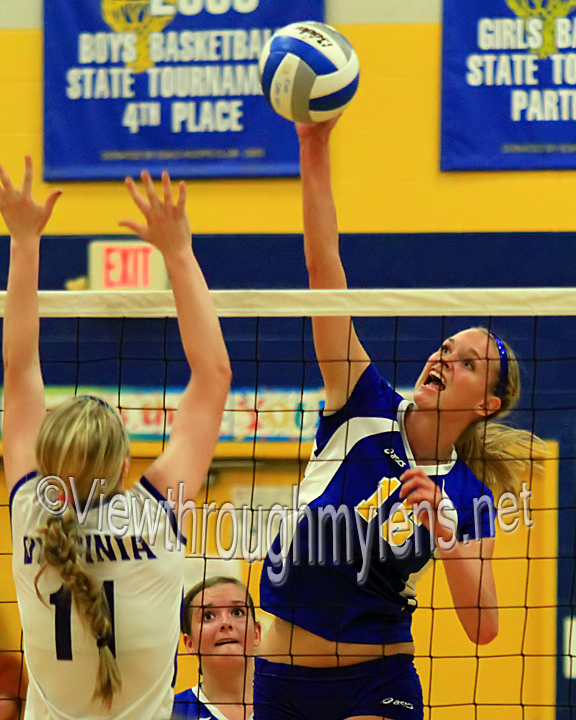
2, 25, 576, 236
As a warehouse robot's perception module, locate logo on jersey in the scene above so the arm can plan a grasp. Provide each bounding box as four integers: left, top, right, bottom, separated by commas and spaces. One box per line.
384, 447, 407, 467
382, 697, 414, 709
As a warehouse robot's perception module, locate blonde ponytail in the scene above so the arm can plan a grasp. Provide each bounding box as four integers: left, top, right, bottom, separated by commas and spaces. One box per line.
456, 330, 548, 497
456, 421, 546, 496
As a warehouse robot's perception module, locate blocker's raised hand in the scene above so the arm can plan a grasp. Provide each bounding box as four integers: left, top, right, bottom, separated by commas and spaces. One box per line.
0, 156, 61, 244
119, 170, 191, 257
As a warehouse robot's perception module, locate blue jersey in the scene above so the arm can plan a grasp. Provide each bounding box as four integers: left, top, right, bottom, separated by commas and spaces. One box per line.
173, 685, 253, 720
260, 363, 496, 645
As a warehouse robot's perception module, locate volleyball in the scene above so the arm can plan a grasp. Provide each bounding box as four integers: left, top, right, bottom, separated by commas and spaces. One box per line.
259, 21, 360, 124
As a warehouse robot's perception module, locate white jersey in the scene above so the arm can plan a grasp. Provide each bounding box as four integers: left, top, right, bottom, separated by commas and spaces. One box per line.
11, 473, 186, 720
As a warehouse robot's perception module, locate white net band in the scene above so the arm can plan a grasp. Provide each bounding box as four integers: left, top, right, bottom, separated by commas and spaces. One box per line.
1, 287, 574, 317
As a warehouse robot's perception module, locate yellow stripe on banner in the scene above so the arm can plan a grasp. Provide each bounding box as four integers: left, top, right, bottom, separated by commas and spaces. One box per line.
0, 440, 313, 462
129, 441, 314, 461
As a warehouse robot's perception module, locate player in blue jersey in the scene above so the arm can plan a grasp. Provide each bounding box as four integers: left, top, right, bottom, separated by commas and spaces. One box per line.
255, 119, 546, 720
1, 157, 231, 719
173, 577, 261, 720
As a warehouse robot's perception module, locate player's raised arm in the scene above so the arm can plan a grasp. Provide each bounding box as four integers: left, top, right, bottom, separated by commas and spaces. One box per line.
1, 157, 61, 492
119, 171, 231, 500
296, 120, 370, 413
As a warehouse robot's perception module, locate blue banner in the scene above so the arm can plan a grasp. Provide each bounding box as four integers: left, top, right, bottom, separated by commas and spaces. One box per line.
44, 0, 323, 181
441, 0, 576, 171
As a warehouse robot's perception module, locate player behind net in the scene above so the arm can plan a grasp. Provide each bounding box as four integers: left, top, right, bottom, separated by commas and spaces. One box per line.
1, 158, 231, 719
173, 576, 261, 719
255, 118, 547, 720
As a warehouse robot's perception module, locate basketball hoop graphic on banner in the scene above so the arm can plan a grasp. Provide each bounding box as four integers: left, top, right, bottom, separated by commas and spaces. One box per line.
101, 0, 177, 74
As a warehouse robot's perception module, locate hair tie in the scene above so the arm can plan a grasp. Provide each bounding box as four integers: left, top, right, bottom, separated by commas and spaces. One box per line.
96, 635, 108, 648
492, 335, 509, 399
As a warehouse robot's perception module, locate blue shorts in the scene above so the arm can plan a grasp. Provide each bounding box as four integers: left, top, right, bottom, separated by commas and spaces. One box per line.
254, 655, 423, 720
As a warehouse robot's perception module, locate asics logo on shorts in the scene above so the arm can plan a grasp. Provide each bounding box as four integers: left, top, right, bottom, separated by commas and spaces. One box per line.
382, 697, 414, 709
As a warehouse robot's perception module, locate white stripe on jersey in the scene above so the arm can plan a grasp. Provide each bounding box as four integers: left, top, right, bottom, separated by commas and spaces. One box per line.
277, 415, 401, 564
302, 415, 402, 506
397, 399, 457, 476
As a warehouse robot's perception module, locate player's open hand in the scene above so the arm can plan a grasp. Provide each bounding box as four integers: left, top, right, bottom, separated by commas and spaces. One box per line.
0, 156, 62, 245
119, 171, 191, 258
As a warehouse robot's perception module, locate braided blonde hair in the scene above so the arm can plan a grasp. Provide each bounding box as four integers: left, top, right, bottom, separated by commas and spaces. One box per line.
455, 329, 548, 497
35, 396, 130, 706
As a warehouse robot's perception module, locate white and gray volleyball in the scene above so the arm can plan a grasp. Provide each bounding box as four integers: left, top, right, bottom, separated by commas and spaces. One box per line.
259, 21, 360, 124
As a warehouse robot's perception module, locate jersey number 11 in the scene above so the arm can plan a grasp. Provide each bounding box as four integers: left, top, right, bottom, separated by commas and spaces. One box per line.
50, 581, 116, 660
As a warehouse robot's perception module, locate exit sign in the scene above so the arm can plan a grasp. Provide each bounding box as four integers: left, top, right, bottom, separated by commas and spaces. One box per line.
89, 241, 168, 290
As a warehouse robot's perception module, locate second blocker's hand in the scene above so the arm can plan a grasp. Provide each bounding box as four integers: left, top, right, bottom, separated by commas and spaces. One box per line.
119, 170, 191, 257
0, 156, 61, 245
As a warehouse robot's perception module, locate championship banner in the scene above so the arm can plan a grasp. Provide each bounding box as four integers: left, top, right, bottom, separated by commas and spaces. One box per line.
441, 0, 576, 171
43, 0, 324, 180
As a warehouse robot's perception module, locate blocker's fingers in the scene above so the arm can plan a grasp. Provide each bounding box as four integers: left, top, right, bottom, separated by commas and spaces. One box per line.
162, 172, 173, 208
124, 177, 149, 215
176, 181, 186, 212
22, 155, 33, 197
141, 170, 160, 207
44, 190, 63, 216
118, 219, 147, 238
0, 163, 14, 193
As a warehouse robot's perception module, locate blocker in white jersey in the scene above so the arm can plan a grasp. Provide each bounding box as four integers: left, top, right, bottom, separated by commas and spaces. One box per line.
11, 475, 185, 720
1, 158, 231, 719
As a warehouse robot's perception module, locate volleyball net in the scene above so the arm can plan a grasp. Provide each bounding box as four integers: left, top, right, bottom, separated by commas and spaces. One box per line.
0, 287, 574, 719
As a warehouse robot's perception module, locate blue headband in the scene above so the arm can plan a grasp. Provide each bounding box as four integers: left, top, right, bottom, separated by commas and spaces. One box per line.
85, 395, 111, 407
492, 335, 509, 399
84, 395, 126, 430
